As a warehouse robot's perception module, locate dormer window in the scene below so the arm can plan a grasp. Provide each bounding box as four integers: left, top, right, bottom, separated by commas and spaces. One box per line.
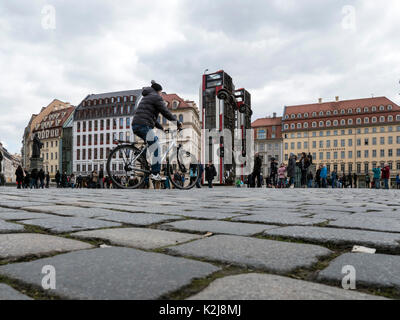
364, 107, 369, 112
291, 114, 296, 119
304, 113, 309, 118
172, 101, 179, 110
379, 105, 385, 111
372, 106, 377, 112
326, 111, 331, 116
356, 108, 361, 113
388, 105, 393, 111
348, 109, 353, 114
319, 111, 324, 116
333, 110, 338, 115
341, 109, 345, 114
312, 112, 317, 117
297, 113, 302, 119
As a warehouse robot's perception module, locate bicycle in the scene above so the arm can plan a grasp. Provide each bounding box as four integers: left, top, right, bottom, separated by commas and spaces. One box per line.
106, 127, 200, 190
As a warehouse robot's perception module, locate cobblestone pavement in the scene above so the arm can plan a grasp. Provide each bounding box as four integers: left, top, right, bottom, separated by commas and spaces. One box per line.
0, 186, 399, 300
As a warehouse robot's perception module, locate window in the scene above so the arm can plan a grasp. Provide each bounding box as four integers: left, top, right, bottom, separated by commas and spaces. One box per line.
257, 129, 266, 139
297, 113, 302, 118
333, 120, 338, 126
77, 122, 81, 132
373, 137, 377, 145
389, 136, 393, 144
319, 121, 324, 127
356, 108, 361, 113
348, 151, 353, 159
388, 115, 393, 122
364, 117, 369, 124
77, 136, 80, 146
326, 120, 331, 127
357, 163, 361, 174
380, 116, 385, 123
326, 111, 331, 116
100, 134, 104, 145
304, 122, 308, 128
372, 106, 377, 112
364, 150, 369, 158
285, 143, 288, 150
364, 139, 369, 146
334, 140, 338, 147
389, 149, 393, 157
100, 120, 104, 130
372, 150, 377, 158
291, 124, 295, 129
88, 135, 92, 146
348, 119, 353, 125
327, 152, 331, 160
304, 113, 309, 118
297, 142, 301, 149
380, 150, 385, 157
341, 139, 345, 147
356, 118, 362, 124
119, 118, 124, 128
297, 123, 302, 129
312, 141, 316, 148
357, 151, 361, 158
76, 149, 80, 160
126, 118, 130, 128
348, 109, 353, 114
179, 114, 184, 123
379, 105, 385, 111
364, 107, 369, 112
334, 152, 338, 160
364, 163, 369, 173
357, 139, 361, 146
113, 119, 117, 130
312, 122, 317, 128
94, 134, 98, 145
319, 152, 323, 160
312, 112, 317, 117
372, 117, 377, 123
319, 141, 323, 148
348, 139, 353, 147
341, 109, 345, 114
94, 120, 98, 131
89, 121, 92, 131
380, 137, 385, 145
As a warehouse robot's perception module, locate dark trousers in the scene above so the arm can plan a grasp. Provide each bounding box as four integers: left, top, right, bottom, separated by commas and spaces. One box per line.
132, 124, 160, 174
207, 179, 213, 188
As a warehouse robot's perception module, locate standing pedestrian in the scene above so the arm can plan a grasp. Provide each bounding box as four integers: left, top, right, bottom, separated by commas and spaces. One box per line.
381, 163, 390, 190
277, 163, 287, 188
205, 161, 217, 188
15, 165, 24, 189
396, 174, 400, 189
55, 170, 61, 188
45, 172, 50, 188
307, 170, 313, 188
270, 157, 278, 187
196, 164, 204, 188
252, 153, 262, 188
365, 174, 371, 189
287, 153, 297, 188
315, 165, 321, 188
298, 152, 310, 188
372, 166, 381, 189
320, 164, 328, 188
353, 173, 358, 189
38, 168, 45, 189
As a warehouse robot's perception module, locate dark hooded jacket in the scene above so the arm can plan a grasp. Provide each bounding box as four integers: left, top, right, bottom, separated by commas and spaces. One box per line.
132, 87, 177, 129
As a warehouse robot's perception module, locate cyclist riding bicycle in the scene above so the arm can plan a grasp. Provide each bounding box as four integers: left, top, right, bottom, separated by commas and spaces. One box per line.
131, 80, 182, 181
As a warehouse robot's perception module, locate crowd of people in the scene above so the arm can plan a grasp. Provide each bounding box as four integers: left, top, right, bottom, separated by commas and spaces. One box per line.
242, 152, 400, 190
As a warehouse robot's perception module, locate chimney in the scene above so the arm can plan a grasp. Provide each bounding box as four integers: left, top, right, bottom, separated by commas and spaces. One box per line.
318, 98, 322, 103
335, 96, 339, 102
273, 112, 277, 118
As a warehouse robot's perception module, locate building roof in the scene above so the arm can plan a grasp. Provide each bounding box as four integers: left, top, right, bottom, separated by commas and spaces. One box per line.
252, 116, 282, 128
161, 93, 198, 111
33, 106, 75, 133
85, 90, 143, 101
284, 97, 400, 116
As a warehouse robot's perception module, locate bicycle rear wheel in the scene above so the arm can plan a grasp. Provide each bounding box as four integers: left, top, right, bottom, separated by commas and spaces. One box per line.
168, 147, 200, 190
106, 145, 149, 189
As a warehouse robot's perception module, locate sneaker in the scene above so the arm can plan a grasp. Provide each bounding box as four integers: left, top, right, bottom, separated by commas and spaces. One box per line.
150, 174, 162, 181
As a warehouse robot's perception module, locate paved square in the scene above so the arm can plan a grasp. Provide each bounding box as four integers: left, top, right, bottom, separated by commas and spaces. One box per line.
1, 187, 400, 300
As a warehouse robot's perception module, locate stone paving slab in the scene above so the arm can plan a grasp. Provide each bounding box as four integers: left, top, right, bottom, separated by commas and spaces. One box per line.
0, 283, 33, 300
20, 217, 122, 233
232, 214, 327, 226
318, 253, 400, 289
0, 211, 55, 221
73, 228, 202, 250
0, 247, 220, 300
187, 273, 386, 300
0, 233, 93, 260
167, 235, 332, 273
329, 217, 400, 233
264, 226, 400, 250
0, 220, 24, 233
22, 205, 116, 218
162, 220, 278, 236
96, 212, 183, 226
176, 210, 243, 220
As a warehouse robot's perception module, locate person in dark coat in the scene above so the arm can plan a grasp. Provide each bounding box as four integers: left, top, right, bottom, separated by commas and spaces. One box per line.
252, 153, 262, 188
196, 164, 204, 188
347, 173, 353, 188
287, 153, 297, 188
298, 152, 310, 188
353, 173, 358, 188
23, 170, 30, 189
30, 169, 38, 189
15, 165, 24, 189
45, 172, 50, 188
131, 81, 182, 181
99, 169, 104, 188
61, 172, 67, 188
315, 166, 321, 188
55, 170, 61, 188
270, 157, 278, 187
205, 161, 217, 188
38, 169, 45, 189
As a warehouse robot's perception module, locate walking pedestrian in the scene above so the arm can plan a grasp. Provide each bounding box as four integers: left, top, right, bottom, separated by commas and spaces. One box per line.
252, 153, 262, 188
270, 157, 278, 187
353, 173, 358, 189
396, 174, 400, 189
38, 168, 45, 189
45, 172, 50, 188
55, 170, 61, 188
320, 164, 327, 188
298, 153, 310, 188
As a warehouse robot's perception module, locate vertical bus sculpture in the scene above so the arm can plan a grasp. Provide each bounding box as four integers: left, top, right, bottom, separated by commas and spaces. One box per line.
201, 70, 252, 185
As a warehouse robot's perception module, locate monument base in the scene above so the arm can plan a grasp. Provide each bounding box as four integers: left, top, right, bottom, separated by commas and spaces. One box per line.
29, 158, 44, 171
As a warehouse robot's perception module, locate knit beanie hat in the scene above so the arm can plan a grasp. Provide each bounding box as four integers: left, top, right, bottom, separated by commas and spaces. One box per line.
151, 80, 163, 92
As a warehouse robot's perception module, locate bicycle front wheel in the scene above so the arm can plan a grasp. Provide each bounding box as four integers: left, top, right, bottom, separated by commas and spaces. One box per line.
106, 145, 149, 189
168, 147, 200, 190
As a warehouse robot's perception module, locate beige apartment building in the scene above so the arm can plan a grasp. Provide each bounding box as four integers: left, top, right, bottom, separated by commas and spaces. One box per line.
282, 97, 400, 183
22, 99, 74, 175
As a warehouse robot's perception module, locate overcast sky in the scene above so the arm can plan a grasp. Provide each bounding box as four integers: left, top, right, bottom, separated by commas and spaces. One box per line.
1, 0, 399, 153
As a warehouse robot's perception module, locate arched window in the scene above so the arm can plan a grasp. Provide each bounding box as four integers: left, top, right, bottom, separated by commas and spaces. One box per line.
312, 112, 317, 117
388, 105, 393, 111
380, 116, 385, 122
312, 122, 317, 128
341, 119, 346, 125
379, 105, 385, 111
356, 118, 362, 124
333, 110, 338, 115
396, 115, 400, 121
348, 119, 353, 125
319, 111, 324, 116
341, 109, 345, 114
356, 108, 361, 113
285, 115, 289, 120
284, 124, 289, 130
297, 113, 302, 119
319, 121, 324, 127
388, 115, 393, 122
326, 120, 331, 127
304, 122, 309, 128
348, 109, 353, 114
291, 114, 296, 119
364, 107, 369, 112
364, 117, 369, 124
372, 106, 377, 112
291, 123, 295, 129
179, 114, 184, 123
297, 123, 302, 129
326, 111, 331, 116
372, 117, 377, 123
304, 113, 309, 118
333, 120, 338, 126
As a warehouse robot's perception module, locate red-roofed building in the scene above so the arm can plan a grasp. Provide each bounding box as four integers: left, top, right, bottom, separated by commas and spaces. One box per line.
282, 96, 400, 185
251, 113, 283, 177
